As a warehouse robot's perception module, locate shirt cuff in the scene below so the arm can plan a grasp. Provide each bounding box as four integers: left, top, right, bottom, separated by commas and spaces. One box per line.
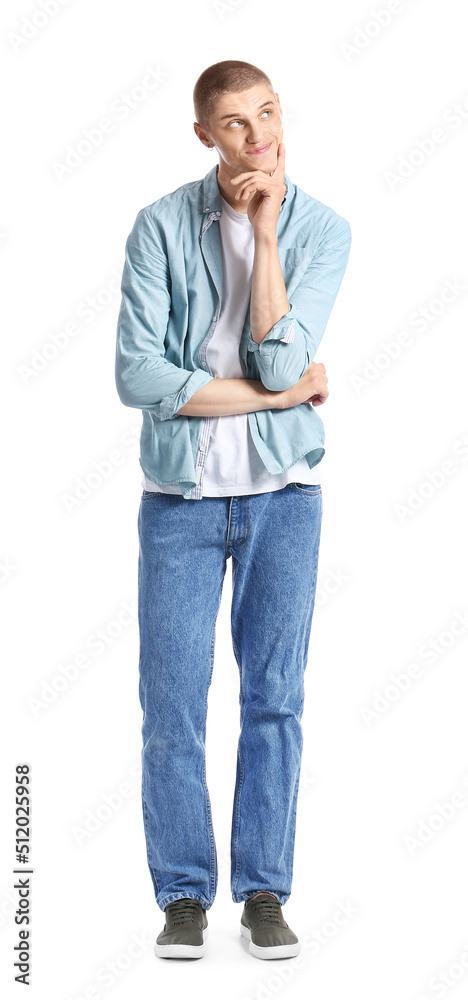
247, 302, 297, 353
159, 368, 214, 421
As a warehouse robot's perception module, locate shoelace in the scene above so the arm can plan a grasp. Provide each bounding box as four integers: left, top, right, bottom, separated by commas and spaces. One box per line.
249, 896, 282, 924
167, 898, 201, 926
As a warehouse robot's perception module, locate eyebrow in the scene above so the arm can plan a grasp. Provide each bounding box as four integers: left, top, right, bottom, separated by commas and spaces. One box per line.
218, 100, 275, 122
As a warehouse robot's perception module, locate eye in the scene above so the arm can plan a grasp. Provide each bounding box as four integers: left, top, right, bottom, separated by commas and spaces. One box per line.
227, 109, 272, 127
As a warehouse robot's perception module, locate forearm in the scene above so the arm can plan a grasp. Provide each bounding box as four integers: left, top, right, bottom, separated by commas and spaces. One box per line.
250, 233, 290, 344
176, 376, 286, 417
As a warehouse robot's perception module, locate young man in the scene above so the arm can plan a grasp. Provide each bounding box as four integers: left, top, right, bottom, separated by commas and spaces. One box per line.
115, 60, 351, 961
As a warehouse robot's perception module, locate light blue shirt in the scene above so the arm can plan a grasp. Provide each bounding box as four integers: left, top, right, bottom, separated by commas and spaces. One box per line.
115, 163, 351, 499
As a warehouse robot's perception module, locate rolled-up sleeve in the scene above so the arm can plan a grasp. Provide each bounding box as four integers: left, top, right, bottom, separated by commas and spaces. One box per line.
246, 219, 352, 391
115, 207, 213, 421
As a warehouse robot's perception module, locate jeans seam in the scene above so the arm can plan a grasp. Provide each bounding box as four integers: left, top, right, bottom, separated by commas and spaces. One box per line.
141, 784, 160, 895
230, 629, 244, 897
199, 614, 219, 903
283, 765, 302, 889
231, 742, 245, 896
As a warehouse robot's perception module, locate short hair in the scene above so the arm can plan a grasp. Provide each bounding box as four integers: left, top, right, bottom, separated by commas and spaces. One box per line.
193, 60, 276, 133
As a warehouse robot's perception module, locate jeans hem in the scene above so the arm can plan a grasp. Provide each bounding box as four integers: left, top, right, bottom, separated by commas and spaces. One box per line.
156, 890, 214, 912
232, 890, 290, 905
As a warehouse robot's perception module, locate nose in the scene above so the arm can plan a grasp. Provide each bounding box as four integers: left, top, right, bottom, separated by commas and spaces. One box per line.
246, 126, 265, 143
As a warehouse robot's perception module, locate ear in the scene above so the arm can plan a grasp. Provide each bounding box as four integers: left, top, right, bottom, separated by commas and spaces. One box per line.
193, 123, 211, 149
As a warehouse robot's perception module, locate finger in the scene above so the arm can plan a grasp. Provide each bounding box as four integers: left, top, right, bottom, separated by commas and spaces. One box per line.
236, 181, 270, 200
230, 171, 260, 185
235, 183, 254, 200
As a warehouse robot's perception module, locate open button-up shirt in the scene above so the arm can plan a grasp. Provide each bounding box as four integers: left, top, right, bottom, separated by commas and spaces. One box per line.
115, 163, 352, 499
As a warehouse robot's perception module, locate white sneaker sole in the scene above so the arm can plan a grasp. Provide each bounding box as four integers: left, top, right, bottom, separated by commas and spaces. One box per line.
154, 925, 208, 959
240, 922, 301, 959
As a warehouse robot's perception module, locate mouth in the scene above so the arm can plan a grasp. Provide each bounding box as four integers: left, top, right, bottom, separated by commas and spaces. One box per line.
246, 142, 272, 155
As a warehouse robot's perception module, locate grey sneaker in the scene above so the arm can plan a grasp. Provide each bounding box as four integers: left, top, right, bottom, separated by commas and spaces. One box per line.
154, 898, 208, 959
240, 893, 300, 960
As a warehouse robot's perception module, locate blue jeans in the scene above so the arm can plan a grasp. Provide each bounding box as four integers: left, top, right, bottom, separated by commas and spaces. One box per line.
137, 481, 322, 911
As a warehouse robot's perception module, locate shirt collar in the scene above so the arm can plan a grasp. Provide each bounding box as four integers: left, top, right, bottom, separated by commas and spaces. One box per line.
201, 162, 290, 216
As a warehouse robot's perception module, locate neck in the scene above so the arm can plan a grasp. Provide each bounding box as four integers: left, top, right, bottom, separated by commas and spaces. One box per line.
215, 163, 250, 214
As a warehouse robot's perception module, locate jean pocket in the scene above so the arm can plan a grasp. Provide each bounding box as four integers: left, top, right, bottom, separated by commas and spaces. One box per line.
290, 482, 322, 496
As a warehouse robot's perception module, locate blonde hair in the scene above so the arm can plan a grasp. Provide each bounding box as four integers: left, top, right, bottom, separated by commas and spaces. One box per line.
193, 60, 275, 133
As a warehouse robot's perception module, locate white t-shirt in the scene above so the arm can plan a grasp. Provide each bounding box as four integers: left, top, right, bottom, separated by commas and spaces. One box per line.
143, 194, 322, 496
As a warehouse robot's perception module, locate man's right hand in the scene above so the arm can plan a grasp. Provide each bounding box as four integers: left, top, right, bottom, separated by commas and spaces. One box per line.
281, 361, 329, 409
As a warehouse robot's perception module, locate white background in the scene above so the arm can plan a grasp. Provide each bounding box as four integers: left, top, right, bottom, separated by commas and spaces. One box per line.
1, 0, 468, 997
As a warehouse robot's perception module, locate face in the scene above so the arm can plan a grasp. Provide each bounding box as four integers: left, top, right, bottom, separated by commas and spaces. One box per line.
194, 84, 283, 175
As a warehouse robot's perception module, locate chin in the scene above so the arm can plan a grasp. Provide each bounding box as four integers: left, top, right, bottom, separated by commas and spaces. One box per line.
247, 151, 277, 167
